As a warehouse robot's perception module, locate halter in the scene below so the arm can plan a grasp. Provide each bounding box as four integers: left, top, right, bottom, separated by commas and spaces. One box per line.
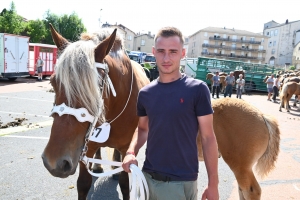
50, 60, 148, 200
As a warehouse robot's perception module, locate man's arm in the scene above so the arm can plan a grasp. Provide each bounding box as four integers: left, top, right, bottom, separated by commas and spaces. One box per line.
122, 116, 149, 172
198, 114, 219, 200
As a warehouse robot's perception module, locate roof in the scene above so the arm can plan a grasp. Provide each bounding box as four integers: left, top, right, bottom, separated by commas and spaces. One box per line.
190, 27, 266, 38
264, 19, 300, 30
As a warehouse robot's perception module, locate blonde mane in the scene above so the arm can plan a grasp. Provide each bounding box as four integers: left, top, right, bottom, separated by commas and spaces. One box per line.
55, 28, 124, 123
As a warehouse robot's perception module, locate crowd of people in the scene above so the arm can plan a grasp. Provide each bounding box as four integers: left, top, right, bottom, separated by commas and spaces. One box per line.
211, 71, 245, 99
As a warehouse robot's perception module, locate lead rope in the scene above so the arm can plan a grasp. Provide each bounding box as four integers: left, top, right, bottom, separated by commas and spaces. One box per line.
80, 61, 148, 200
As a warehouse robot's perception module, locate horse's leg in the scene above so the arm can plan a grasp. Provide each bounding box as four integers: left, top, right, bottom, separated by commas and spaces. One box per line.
112, 149, 122, 180
234, 169, 261, 200
119, 151, 130, 200
77, 162, 92, 200
92, 148, 103, 173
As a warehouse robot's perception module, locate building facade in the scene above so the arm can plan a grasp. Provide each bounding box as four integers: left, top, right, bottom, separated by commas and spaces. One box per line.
133, 32, 154, 53
102, 23, 136, 51
292, 41, 300, 69
187, 27, 268, 64
263, 20, 300, 67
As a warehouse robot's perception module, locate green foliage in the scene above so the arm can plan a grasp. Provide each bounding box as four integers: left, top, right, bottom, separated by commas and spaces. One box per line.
289, 65, 296, 70
0, 2, 25, 34
25, 19, 47, 43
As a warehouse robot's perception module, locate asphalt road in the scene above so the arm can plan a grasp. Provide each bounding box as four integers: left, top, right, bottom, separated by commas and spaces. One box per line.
1, 77, 299, 199
0, 77, 235, 200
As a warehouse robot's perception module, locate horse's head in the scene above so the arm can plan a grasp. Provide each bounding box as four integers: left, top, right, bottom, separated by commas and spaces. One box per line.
42, 24, 118, 178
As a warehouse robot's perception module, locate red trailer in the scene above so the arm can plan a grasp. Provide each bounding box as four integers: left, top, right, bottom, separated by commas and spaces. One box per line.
28, 43, 57, 77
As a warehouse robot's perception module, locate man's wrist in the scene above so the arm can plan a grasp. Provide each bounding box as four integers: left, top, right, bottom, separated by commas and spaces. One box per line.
126, 151, 135, 156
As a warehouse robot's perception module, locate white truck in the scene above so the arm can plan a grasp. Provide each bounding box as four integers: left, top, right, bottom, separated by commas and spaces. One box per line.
0, 33, 30, 81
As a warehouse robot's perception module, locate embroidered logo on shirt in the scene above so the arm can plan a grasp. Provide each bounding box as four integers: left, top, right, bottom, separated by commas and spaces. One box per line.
180, 98, 184, 103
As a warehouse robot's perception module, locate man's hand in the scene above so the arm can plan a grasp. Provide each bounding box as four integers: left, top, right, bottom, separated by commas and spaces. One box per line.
122, 154, 138, 173
201, 185, 219, 200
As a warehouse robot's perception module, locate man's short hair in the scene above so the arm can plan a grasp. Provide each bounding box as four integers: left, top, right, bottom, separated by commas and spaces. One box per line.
239, 74, 243, 77
154, 27, 185, 45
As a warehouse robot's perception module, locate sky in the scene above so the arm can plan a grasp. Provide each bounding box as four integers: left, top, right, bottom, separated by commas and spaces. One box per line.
2, 0, 300, 37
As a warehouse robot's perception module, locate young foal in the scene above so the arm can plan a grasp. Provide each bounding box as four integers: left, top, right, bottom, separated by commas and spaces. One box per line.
198, 98, 280, 199
42, 25, 149, 200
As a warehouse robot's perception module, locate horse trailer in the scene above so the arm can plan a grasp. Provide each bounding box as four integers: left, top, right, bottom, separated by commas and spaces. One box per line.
0, 33, 30, 80
28, 43, 57, 78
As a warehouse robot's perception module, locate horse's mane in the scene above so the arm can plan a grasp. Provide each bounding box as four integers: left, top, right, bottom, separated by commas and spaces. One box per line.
55, 28, 124, 123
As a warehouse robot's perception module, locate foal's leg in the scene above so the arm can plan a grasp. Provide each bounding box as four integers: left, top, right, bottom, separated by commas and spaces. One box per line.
91, 148, 103, 173
77, 162, 92, 200
234, 169, 261, 200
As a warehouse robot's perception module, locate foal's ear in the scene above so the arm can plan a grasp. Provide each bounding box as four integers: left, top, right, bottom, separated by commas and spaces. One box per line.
94, 29, 117, 63
49, 23, 70, 51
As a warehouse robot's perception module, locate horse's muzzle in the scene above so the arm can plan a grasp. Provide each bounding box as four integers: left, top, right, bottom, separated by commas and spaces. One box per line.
41, 153, 76, 178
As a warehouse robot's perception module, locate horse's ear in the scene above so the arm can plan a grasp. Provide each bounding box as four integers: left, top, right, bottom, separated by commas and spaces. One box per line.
49, 23, 70, 51
94, 29, 117, 63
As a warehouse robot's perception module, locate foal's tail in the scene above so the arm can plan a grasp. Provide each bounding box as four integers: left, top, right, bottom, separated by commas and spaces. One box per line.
255, 114, 281, 178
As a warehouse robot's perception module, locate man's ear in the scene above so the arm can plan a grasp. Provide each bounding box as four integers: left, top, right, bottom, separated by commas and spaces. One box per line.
181, 48, 186, 59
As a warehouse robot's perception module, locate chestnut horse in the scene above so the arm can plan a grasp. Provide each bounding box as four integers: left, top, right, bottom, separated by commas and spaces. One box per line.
279, 82, 300, 112
198, 98, 280, 199
41, 25, 149, 200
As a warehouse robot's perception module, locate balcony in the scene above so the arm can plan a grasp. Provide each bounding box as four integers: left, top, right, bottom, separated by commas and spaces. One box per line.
201, 52, 265, 61
202, 44, 266, 53
209, 36, 261, 44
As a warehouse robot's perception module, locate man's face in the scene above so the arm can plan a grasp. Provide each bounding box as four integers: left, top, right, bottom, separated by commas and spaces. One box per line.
152, 36, 185, 75
230, 73, 233, 77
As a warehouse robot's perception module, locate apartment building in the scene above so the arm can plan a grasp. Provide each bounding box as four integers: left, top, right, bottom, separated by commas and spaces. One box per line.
292, 41, 300, 69
187, 27, 268, 64
101, 23, 136, 51
133, 32, 154, 53
263, 20, 300, 67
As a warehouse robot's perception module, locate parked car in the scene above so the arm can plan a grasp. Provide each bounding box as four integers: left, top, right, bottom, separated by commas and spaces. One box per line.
144, 55, 156, 62
128, 54, 140, 63
129, 51, 144, 63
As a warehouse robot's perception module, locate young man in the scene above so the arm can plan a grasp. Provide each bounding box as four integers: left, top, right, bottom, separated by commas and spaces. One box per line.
224, 71, 235, 97
36, 56, 44, 81
122, 27, 219, 200
266, 74, 274, 101
212, 71, 220, 98
272, 75, 279, 103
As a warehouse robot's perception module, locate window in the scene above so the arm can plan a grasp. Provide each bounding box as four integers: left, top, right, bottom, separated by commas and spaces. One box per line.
261, 38, 264, 43
203, 48, 208, 53
273, 41, 276, 46
204, 40, 208, 44
258, 53, 262, 58
266, 32, 269, 36
297, 57, 299, 60
141, 40, 145, 46
193, 42, 196, 47
269, 41, 272, 47
272, 49, 275, 54
250, 37, 255, 42
274, 30, 278, 36
231, 43, 236, 49
259, 45, 263, 50
223, 34, 227, 38
270, 31, 274, 37
298, 47, 300, 51
128, 35, 132, 40
204, 32, 207, 37
127, 44, 130, 48
214, 49, 217, 53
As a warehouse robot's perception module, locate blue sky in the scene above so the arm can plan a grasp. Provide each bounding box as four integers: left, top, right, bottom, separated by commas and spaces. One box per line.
2, 0, 300, 36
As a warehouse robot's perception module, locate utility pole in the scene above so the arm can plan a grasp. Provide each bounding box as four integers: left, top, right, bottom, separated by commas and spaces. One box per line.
98, 9, 103, 28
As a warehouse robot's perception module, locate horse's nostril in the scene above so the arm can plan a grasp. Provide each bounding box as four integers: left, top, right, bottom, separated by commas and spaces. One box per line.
61, 159, 72, 173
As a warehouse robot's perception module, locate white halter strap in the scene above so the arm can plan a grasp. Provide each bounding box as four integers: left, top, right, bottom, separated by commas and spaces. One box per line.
95, 62, 116, 97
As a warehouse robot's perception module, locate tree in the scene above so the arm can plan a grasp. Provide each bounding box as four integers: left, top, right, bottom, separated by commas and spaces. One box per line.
0, 1, 25, 34
42, 11, 86, 44
24, 19, 47, 43
289, 65, 296, 70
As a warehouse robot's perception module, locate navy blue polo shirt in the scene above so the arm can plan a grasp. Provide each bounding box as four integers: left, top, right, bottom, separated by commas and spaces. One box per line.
137, 74, 213, 181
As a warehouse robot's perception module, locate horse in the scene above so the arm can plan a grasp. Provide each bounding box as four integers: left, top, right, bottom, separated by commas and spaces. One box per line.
41, 25, 150, 200
197, 98, 280, 200
279, 82, 300, 112
219, 75, 227, 93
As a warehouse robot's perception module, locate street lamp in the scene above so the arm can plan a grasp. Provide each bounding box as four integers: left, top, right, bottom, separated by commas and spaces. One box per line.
98, 9, 103, 28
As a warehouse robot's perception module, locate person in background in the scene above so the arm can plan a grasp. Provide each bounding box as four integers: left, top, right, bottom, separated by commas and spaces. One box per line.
36, 56, 44, 81
272, 75, 280, 103
224, 71, 235, 97
266, 74, 274, 101
236, 74, 245, 99
122, 26, 219, 200
212, 71, 220, 98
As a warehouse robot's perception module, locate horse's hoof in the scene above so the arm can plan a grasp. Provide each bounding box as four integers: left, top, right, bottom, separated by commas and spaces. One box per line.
92, 168, 104, 173
112, 173, 120, 180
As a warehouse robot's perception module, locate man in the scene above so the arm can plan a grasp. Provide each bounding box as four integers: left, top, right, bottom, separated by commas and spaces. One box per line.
266, 74, 274, 101
272, 75, 280, 103
236, 74, 245, 99
212, 71, 220, 98
224, 71, 235, 97
36, 56, 44, 81
122, 27, 219, 200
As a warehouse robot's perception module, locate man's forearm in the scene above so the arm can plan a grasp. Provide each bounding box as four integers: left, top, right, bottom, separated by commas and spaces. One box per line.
127, 127, 148, 154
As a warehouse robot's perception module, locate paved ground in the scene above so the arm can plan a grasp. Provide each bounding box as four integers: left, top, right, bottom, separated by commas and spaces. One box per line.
0, 77, 299, 199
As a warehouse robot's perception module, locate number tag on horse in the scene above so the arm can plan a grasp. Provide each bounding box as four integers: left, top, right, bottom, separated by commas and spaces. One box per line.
89, 122, 111, 143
